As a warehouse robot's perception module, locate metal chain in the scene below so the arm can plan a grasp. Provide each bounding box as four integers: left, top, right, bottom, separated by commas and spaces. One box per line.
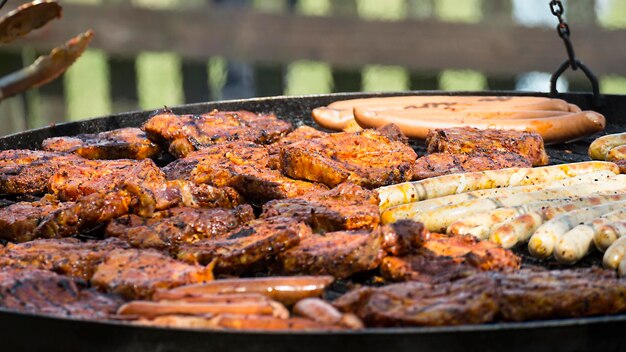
0, 0, 7, 11
548, 0, 603, 107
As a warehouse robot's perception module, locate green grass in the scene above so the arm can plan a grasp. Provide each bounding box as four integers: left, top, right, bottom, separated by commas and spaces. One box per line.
285, 60, 333, 95
362, 65, 409, 92
65, 49, 112, 120
439, 69, 487, 91
136, 52, 184, 109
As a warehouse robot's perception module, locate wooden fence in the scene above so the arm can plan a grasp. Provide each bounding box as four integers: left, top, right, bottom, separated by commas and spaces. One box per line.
0, 0, 625, 135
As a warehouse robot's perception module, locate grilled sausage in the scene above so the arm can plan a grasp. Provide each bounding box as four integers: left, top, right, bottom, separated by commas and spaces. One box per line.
604, 236, 626, 269
589, 132, 626, 161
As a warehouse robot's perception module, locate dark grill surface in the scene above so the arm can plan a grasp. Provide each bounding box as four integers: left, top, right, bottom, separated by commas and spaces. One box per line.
0, 91, 625, 352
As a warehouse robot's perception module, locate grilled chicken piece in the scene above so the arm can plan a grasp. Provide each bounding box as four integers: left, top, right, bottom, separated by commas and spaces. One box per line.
380, 254, 479, 283
495, 268, 626, 321
91, 249, 213, 300
41, 127, 160, 160
426, 127, 549, 166
422, 233, 521, 271
261, 183, 380, 232
143, 109, 293, 158
412, 152, 532, 180
280, 127, 417, 188
177, 217, 308, 275
106, 205, 255, 251
0, 238, 128, 280
0, 192, 130, 243
267, 126, 329, 169
163, 141, 327, 201
0, 149, 84, 194
276, 229, 384, 279
0, 268, 122, 320
333, 274, 499, 327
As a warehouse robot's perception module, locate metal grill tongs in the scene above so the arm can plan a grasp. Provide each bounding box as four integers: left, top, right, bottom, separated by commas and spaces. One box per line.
0, 0, 93, 101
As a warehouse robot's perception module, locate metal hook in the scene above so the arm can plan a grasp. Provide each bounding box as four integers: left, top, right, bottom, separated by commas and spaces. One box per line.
550, 59, 604, 107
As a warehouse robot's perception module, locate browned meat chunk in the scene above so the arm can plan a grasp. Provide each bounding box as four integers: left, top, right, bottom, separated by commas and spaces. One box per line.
373, 123, 409, 144
91, 249, 213, 299
143, 109, 292, 158
41, 127, 160, 160
333, 274, 499, 326
276, 230, 383, 279
0, 150, 84, 195
280, 128, 417, 188
48, 158, 242, 216
412, 152, 532, 180
0, 238, 128, 280
380, 254, 478, 283
378, 220, 426, 257
0, 268, 122, 320
106, 205, 255, 251
426, 127, 549, 166
267, 126, 329, 169
495, 268, 626, 321
261, 183, 380, 232
177, 217, 308, 275
422, 233, 521, 271
163, 141, 328, 201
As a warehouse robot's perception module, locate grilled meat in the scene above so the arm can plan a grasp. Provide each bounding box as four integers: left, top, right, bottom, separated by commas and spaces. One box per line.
276, 230, 384, 279
495, 268, 626, 321
0, 268, 122, 320
378, 220, 426, 257
280, 127, 417, 188
41, 127, 160, 160
0, 238, 128, 280
48, 158, 241, 216
426, 127, 549, 166
267, 126, 329, 169
373, 123, 409, 144
422, 233, 521, 271
0, 150, 84, 195
177, 217, 308, 275
412, 152, 532, 180
142, 109, 293, 158
380, 254, 479, 283
106, 205, 255, 251
91, 248, 213, 299
163, 141, 327, 202
261, 183, 380, 232
333, 274, 499, 326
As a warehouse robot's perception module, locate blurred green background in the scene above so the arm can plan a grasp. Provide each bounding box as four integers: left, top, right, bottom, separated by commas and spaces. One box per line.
1, 0, 625, 135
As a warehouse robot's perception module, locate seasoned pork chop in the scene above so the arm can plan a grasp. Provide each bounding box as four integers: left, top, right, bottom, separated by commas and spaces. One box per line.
163, 141, 328, 201
276, 230, 384, 279
412, 152, 532, 180
0, 150, 84, 195
380, 254, 479, 283
261, 183, 380, 232
333, 274, 499, 326
267, 126, 329, 169
91, 249, 213, 299
143, 109, 292, 158
426, 127, 549, 166
0, 238, 128, 280
0, 268, 122, 320
106, 205, 255, 251
280, 128, 417, 188
177, 217, 308, 275
42, 127, 160, 160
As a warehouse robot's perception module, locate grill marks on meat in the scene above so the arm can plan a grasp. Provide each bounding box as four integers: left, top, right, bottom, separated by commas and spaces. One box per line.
142, 110, 293, 158
426, 127, 549, 166
0, 238, 128, 280
0, 268, 122, 320
106, 205, 255, 251
276, 230, 384, 279
261, 183, 380, 232
41, 127, 160, 160
280, 128, 417, 188
334, 275, 499, 326
177, 217, 308, 275
0, 150, 83, 195
267, 126, 329, 169
495, 268, 626, 321
412, 152, 532, 180
163, 141, 328, 201
91, 249, 213, 299
380, 254, 479, 283
336, 268, 626, 326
